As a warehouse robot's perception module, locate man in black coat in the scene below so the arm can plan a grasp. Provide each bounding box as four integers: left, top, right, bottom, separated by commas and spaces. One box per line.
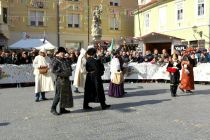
83, 48, 110, 110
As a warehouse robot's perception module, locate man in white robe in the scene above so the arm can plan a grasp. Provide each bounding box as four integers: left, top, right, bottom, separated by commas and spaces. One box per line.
73, 48, 87, 91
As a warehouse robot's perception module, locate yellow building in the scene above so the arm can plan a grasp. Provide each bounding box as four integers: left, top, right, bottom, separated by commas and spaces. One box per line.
1, 0, 137, 50
134, 0, 210, 53
0, 0, 9, 49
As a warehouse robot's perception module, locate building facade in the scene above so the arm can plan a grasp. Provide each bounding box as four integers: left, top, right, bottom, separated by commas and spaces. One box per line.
134, 0, 210, 53
0, 0, 137, 50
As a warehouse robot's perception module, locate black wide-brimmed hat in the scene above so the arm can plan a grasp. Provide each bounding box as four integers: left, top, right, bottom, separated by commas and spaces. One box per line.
86, 48, 96, 56
57, 47, 67, 53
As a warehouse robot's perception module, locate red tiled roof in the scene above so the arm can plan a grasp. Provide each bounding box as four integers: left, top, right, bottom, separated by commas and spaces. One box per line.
139, 0, 159, 10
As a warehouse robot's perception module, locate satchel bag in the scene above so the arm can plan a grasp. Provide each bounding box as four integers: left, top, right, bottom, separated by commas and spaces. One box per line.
39, 66, 48, 74
112, 71, 124, 85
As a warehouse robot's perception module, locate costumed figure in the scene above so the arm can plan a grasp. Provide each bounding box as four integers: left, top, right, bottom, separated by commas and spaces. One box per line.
166, 54, 181, 97
50, 47, 73, 115
108, 51, 124, 97
83, 48, 110, 110
33, 48, 54, 102
179, 53, 195, 93
73, 48, 87, 92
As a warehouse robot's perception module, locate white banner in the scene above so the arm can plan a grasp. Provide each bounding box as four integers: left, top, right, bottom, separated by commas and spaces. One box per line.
1, 63, 210, 84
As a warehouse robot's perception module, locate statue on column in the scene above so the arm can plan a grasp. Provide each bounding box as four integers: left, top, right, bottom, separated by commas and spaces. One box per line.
91, 4, 103, 42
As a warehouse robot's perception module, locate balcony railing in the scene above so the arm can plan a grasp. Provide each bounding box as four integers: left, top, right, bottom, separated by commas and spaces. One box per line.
30, 0, 48, 9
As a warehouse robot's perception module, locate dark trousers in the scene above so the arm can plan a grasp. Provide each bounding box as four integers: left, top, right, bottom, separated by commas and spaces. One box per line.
51, 86, 60, 110
170, 85, 178, 97
35, 92, 45, 99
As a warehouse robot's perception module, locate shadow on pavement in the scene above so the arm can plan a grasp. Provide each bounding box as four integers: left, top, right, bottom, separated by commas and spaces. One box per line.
124, 89, 168, 97
0, 122, 10, 127
178, 89, 210, 96
111, 99, 171, 112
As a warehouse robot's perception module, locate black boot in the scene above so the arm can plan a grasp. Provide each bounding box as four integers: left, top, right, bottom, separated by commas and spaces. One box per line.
50, 108, 60, 116
173, 85, 178, 97
170, 85, 175, 97
41, 92, 48, 100
83, 102, 93, 110
101, 102, 111, 110
60, 108, 71, 114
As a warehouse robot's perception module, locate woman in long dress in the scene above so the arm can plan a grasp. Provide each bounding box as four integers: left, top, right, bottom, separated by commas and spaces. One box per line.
179, 55, 195, 93
108, 51, 124, 97
33, 48, 54, 102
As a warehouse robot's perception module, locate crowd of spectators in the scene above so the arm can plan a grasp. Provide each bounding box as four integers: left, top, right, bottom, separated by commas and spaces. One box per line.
1, 46, 210, 66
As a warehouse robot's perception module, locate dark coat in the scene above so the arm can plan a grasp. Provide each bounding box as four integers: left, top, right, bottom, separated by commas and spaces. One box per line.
84, 57, 106, 103
51, 57, 73, 108
167, 61, 181, 85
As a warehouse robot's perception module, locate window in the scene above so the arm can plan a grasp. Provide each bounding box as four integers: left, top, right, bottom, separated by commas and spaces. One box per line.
110, 0, 120, 6
66, 0, 79, 1
144, 12, 150, 28
197, 0, 204, 16
177, 3, 183, 21
29, 11, 44, 26
159, 6, 166, 27
65, 42, 82, 49
68, 14, 80, 28
3, 8, 8, 24
67, 5, 80, 11
110, 17, 119, 30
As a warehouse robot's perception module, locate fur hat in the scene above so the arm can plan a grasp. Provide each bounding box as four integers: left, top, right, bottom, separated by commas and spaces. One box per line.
57, 47, 67, 53
86, 48, 96, 56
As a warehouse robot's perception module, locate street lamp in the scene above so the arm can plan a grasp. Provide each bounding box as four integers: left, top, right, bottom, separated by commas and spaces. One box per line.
57, 0, 60, 47
87, 0, 90, 45
192, 25, 203, 38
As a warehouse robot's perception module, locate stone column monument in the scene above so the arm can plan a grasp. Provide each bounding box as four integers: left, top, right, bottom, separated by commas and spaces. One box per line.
91, 4, 103, 42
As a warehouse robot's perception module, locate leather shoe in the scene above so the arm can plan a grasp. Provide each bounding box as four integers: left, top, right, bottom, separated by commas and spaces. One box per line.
50, 109, 60, 116
60, 108, 71, 114
35, 99, 39, 102
101, 104, 111, 110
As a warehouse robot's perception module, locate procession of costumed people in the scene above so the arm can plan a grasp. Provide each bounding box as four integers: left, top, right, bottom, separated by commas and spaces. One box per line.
32, 45, 197, 116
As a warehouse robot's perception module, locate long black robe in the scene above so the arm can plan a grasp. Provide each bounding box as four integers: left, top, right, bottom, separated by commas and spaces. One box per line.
84, 57, 105, 103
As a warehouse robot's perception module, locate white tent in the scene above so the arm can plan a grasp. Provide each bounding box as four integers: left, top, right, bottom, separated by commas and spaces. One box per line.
9, 39, 57, 50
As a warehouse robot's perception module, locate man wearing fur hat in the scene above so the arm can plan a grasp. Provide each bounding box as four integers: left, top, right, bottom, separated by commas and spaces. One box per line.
33, 48, 55, 102
50, 47, 73, 115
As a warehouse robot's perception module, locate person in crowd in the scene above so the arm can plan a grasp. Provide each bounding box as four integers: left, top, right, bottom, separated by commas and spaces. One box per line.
11, 51, 19, 65
153, 49, 160, 60
102, 51, 111, 63
0, 50, 4, 64
161, 49, 169, 59
69, 51, 78, 64
83, 48, 110, 110
4, 51, 12, 64
144, 50, 154, 62
20, 51, 31, 64
199, 52, 208, 63
50, 47, 73, 115
46, 51, 53, 60
108, 51, 124, 97
179, 52, 195, 93
167, 54, 181, 97
32, 48, 54, 102
190, 53, 197, 67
